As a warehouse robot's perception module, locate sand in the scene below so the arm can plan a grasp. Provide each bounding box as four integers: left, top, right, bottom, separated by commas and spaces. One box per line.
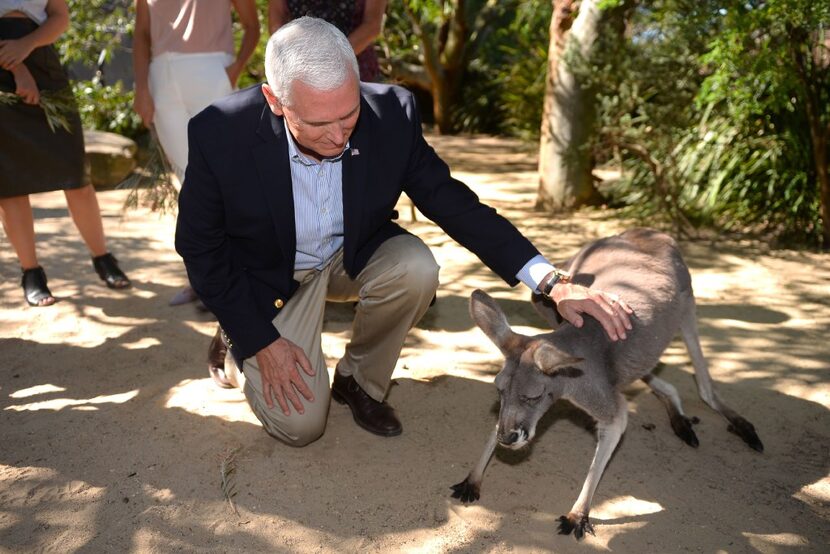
1, 134, 829, 553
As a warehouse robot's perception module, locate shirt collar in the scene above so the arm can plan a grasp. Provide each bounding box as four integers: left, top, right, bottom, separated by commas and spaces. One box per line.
282, 118, 349, 166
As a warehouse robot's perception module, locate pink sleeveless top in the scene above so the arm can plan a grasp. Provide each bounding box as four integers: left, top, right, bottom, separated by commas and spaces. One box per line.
147, 0, 234, 57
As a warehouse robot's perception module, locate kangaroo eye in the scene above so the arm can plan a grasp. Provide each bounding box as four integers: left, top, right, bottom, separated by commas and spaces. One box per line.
520, 393, 542, 404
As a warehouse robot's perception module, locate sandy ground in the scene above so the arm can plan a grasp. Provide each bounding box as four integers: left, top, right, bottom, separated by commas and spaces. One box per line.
1, 134, 829, 553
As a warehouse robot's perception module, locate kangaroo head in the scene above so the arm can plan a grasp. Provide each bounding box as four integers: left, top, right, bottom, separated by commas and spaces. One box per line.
470, 289, 583, 449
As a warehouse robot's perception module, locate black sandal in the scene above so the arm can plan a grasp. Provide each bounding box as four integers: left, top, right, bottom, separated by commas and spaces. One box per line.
22, 266, 56, 307
92, 253, 131, 289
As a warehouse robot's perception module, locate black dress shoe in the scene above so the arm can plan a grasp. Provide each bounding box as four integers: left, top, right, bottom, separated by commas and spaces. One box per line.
207, 326, 234, 389
331, 371, 402, 437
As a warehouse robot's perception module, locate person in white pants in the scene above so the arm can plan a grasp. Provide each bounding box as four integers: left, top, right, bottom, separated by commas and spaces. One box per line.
132, 0, 259, 304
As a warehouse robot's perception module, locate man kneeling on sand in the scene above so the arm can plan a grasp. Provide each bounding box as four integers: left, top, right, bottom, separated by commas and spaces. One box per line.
175, 17, 632, 446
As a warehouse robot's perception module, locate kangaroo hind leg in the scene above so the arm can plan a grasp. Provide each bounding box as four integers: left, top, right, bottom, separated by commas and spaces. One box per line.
642, 373, 699, 447
679, 308, 764, 452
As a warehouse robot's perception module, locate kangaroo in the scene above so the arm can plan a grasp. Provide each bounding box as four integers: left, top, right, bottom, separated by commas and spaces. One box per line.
451, 228, 763, 540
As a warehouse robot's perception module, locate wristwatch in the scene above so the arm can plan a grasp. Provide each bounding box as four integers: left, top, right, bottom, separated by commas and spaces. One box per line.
540, 268, 571, 297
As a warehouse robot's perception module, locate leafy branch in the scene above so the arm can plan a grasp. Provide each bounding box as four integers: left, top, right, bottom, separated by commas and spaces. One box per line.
0, 87, 76, 133
118, 128, 179, 214
219, 447, 241, 517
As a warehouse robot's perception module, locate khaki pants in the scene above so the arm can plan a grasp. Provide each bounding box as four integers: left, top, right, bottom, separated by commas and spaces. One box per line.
229, 234, 439, 446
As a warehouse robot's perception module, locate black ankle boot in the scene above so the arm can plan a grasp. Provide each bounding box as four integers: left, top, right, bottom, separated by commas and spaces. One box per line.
22, 266, 55, 307
92, 253, 131, 289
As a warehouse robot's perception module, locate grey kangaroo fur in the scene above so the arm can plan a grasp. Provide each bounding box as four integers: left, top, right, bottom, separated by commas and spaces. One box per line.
451, 228, 763, 540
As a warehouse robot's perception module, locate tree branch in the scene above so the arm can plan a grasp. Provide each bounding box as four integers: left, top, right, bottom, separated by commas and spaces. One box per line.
403, 0, 439, 80
384, 59, 432, 92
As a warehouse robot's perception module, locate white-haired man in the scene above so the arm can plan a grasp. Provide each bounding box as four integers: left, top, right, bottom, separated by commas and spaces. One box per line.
176, 17, 632, 446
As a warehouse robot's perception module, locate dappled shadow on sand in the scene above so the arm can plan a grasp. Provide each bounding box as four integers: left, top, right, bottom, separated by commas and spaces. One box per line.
3, 245, 828, 551
1, 338, 828, 552
2, 134, 829, 551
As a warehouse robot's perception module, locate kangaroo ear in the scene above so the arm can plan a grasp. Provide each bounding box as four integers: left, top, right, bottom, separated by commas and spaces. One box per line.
533, 342, 584, 377
470, 289, 523, 354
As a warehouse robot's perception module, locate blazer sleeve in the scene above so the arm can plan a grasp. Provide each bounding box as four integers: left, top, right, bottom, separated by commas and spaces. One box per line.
175, 114, 280, 360
397, 92, 540, 285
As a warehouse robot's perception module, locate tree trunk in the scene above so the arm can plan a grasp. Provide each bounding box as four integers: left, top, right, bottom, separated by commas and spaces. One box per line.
401, 0, 469, 134
432, 68, 461, 134
812, 32, 830, 249
791, 39, 830, 249
815, 138, 830, 249
536, 0, 604, 211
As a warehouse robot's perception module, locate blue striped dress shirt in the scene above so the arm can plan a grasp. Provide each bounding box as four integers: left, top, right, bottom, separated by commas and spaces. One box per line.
282, 120, 555, 291
284, 120, 347, 271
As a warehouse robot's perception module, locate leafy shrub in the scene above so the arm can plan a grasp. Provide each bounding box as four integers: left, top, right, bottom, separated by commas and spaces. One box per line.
73, 80, 143, 140
586, 0, 827, 245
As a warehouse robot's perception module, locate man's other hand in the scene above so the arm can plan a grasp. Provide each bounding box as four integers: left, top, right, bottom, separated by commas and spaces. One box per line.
255, 337, 316, 415
550, 282, 634, 341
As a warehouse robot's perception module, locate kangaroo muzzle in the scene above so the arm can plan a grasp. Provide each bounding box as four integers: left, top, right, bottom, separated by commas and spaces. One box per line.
499, 427, 528, 448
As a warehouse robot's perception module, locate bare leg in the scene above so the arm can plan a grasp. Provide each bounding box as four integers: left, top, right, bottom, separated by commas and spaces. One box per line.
64, 185, 107, 257
0, 194, 56, 306
0, 194, 40, 269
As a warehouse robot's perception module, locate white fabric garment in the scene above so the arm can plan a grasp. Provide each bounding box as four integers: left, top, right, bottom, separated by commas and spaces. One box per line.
148, 51, 234, 181
0, 0, 47, 23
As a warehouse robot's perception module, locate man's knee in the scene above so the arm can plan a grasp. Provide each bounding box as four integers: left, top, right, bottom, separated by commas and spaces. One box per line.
265, 418, 326, 447
260, 409, 327, 447
244, 383, 328, 447
394, 241, 440, 295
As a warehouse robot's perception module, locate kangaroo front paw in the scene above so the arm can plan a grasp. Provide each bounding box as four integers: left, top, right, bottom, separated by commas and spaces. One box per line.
450, 477, 480, 503
558, 513, 595, 540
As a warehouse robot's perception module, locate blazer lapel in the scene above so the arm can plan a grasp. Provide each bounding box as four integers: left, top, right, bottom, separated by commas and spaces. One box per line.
253, 103, 296, 267
342, 95, 372, 272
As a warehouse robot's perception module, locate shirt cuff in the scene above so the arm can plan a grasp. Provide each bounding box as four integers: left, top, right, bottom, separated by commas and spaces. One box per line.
516, 254, 556, 294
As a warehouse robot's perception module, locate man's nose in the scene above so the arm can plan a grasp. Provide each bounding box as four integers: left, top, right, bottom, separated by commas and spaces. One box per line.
328, 122, 347, 144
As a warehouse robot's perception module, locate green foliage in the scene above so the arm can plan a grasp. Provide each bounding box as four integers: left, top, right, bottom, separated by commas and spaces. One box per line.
487, 1, 552, 139
61, 0, 133, 67
383, 0, 551, 136
575, 2, 703, 225
586, 0, 829, 245
236, 0, 270, 90
694, 0, 829, 243
119, 130, 178, 214
61, 0, 270, 138
0, 88, 76, 133
381, 0, 422, 59
61, 1, 143, 138
73, 80, 142, 139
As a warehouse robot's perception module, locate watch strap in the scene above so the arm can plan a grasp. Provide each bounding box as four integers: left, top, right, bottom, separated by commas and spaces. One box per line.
541, 268, 570, 297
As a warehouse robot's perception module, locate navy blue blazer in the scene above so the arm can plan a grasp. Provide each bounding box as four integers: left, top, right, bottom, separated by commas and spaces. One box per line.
175, 82, 539, 361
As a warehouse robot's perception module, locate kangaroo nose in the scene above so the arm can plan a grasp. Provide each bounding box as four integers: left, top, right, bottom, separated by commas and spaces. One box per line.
503, 431, 520, 444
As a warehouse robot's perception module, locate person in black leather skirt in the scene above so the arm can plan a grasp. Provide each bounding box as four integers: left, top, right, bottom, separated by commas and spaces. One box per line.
0, 0, 131, 306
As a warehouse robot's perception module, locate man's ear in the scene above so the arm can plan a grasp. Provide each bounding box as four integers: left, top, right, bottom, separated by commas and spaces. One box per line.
261, 84, 284, 116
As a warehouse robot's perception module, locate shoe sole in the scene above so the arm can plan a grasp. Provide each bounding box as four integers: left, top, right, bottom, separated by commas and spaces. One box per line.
209, 366, 235, 389
331, 387, 402, 437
